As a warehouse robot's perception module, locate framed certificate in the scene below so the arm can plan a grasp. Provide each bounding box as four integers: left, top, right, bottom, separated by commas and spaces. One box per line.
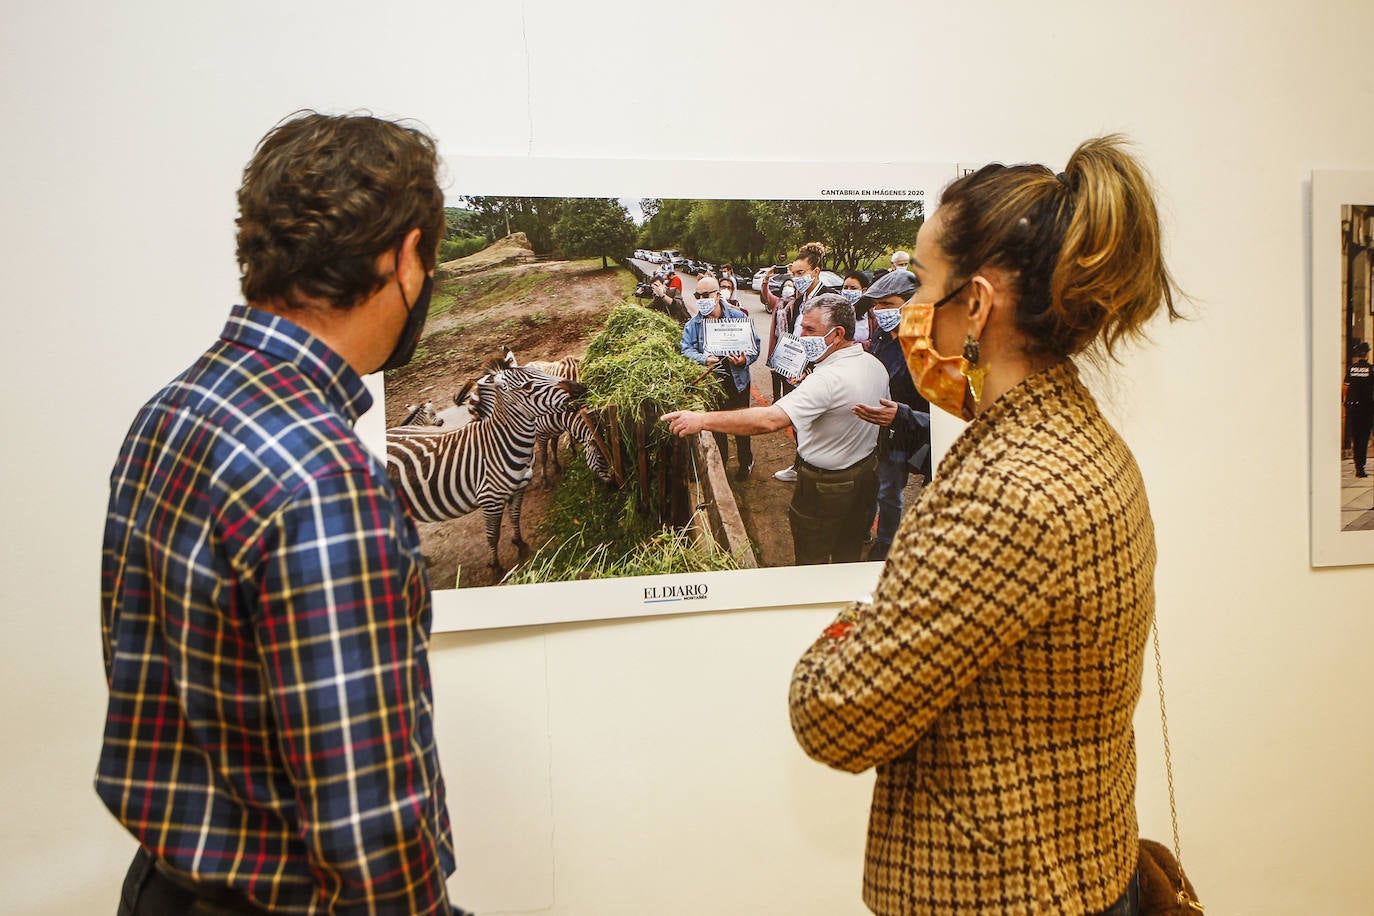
768, 333, 809, 379
703, 318, 757, 355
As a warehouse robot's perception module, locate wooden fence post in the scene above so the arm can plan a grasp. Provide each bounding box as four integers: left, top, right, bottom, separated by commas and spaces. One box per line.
607, 404, 624, 485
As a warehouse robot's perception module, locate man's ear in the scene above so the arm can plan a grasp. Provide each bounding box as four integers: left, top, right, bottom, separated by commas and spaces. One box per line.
399, 226, 425, 274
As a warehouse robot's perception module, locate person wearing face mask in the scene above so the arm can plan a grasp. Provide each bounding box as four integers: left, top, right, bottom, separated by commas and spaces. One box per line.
841, 270, 876, 350
679, 274, 761, 480
758, 241, 830, 481
99, 113, 471, 916
789, 137, 1182, 916
664, 293, 889, 563
719, 276, 746, 314
849, 268, 931, 562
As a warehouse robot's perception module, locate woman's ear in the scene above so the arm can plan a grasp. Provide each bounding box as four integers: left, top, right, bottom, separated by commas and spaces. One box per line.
966, 274, 996, 339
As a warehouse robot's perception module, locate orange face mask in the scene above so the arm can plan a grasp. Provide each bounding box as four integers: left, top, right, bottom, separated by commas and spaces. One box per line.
896, 301, 976, 422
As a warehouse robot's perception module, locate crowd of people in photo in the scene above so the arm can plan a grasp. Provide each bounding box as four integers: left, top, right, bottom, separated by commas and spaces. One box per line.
645, 242, 933, 567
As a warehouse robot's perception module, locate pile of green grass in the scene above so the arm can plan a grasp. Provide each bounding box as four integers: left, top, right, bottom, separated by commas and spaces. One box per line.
581, 305, 720, 419
504, 528, 741, 584
502, 307, 741, 584
504, 462, 740, 584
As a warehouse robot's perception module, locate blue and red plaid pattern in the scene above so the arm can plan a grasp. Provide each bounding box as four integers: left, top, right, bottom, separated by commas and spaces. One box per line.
98, 305, 454, 914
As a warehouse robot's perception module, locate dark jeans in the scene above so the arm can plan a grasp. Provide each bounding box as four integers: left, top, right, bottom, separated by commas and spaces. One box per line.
1089, 870, 1140, 916
118, 846, 472, 916
770, 372, 794, 404
118, 846, 268, 915
869, 448, 911, 562
789, 451, 878, 565
713, 379, 753, 469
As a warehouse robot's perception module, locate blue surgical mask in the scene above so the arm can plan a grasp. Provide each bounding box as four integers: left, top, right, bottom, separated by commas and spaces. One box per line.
874, 308, 903, 333
799, 327, 837, 362
839, 288, 863, 305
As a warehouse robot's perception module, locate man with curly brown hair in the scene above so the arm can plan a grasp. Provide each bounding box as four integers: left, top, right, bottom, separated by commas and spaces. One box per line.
99, 112, 469, 915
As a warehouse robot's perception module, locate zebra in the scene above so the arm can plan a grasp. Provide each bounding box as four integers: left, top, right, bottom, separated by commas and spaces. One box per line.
498, 345, 580, 383
457, 370, 615, 487
399, 400, 444, 427
495, 347, 582, 480
387, 367, 584, 576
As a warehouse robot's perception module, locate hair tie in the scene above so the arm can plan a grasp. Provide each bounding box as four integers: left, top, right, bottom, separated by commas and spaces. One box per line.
1055, 171, 1072, 189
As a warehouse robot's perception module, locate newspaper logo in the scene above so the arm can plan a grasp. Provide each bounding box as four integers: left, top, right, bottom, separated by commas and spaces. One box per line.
642, 583, 709, 604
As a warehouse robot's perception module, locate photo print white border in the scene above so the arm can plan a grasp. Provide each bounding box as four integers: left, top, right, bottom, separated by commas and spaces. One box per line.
1310, 170, 1374, 566
357, 156, 965, 630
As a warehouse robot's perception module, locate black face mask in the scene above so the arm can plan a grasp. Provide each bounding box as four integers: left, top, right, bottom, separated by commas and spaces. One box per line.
378, 254, 433, 373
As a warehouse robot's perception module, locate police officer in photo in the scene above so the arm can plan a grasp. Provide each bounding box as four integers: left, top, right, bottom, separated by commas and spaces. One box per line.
1347, 340, 1373, 477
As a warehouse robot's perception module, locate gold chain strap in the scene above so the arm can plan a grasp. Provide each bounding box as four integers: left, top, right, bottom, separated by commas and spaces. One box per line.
1151, 618, 1205, 912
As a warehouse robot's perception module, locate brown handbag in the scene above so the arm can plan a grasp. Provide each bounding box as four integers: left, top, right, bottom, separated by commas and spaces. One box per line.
1140, 619, 1205, 913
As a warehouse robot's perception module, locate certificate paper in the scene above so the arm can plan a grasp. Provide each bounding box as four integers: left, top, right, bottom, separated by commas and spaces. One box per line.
703, 318, 757, 355
768, 333, 809, 379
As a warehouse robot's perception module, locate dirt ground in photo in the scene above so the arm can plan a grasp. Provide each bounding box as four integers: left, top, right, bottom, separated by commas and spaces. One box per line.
383, 254, 632, 588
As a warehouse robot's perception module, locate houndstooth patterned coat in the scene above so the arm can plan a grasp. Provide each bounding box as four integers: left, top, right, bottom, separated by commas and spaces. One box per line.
790, 360, 1154, 915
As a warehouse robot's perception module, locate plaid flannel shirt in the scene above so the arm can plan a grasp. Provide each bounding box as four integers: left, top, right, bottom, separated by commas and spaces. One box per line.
98, 305, 454, 914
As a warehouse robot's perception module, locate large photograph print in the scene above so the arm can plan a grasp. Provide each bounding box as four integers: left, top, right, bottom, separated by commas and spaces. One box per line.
1310, 171, 1374, 565
358, 159, 961, 629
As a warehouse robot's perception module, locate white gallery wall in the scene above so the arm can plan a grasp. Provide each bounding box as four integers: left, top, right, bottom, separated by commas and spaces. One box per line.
2, 2, 1371, 913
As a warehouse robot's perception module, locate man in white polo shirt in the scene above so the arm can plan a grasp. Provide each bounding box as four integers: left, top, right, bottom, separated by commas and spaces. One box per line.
662, 293, 889, 564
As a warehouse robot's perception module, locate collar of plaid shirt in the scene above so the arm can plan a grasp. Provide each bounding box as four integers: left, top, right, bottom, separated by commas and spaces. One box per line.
98, 304, 454, 915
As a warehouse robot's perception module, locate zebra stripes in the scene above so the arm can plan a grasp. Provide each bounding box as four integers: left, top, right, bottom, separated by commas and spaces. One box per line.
457, 370, 613, 486
400, 400, 444, 427
497, 348, 583, 479
386, 368, 582, 575
498, 346, 580, 383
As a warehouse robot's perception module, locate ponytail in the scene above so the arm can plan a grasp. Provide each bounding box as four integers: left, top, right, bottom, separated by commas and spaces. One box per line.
797, 241, 827, 270
1052, 135, 1180, 357
937, 135, 1180, 360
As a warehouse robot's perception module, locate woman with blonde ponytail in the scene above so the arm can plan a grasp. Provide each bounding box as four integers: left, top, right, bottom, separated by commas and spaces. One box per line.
790, 136, 1179, 915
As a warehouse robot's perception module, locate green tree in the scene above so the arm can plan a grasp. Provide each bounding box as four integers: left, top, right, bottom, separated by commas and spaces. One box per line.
687, 199, 771, 267
638, 198, 694, 249
552, 198, 638, 269
443, 206, 482, 239
758, 199, 925, 271
460, 196, 567, 254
